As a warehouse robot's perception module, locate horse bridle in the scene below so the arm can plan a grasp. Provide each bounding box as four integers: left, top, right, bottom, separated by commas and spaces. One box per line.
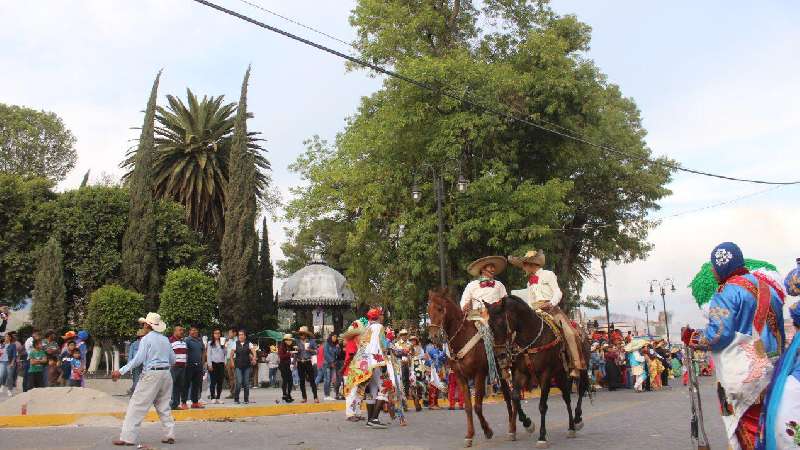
428, 313, 466, 349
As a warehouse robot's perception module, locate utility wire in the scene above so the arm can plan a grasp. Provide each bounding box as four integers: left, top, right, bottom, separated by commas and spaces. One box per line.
190, 0, 800, 186
235, 0, 354, 49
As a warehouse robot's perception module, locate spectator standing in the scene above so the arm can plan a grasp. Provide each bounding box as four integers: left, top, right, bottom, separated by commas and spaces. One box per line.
22, 328, 40, 392
334, 340, 346, 400
295, 326, 319, 403
68, 348, 84, 387
314, 340, 325, 389
277, 334, 295, 402
229, 330, 256, 404
206, 329, 226, 404
169, 326, 188, 410
60, 341, 77, 386
224, 328, 237, 399
322, 334, 340, 400
0, 333, 17, 395
12, 332, 24, 393
42, 330, 59, 387
184, 326, 205, 409
27, 339, 47, 389
266, 345, 279, 388
127, 329, 146, 395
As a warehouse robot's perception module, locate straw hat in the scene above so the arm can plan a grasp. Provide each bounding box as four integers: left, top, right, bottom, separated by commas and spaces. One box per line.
508, 250, 545, 268
409, 335, 419, 343
624, 338, 646, 352
297, 326, 312, 337
467, 256, 507, 277
398, 329, 409, 336
282, 333, 294, 342
138, 312, 167, 333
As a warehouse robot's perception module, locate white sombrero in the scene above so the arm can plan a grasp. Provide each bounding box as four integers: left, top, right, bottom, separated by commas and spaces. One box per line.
138, 312, 167, 333
467, 256, 507, 277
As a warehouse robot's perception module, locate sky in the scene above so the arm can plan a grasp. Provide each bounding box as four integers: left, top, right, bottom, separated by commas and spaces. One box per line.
1, 1, 798, 329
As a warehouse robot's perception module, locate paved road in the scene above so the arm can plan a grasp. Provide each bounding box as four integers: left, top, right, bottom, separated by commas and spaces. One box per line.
2, 379, 728, 450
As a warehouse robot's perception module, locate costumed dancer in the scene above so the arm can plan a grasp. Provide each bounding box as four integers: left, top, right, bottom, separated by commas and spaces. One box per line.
508, 250, 587, 378
425, 343, 446, 409
343, 307, 393, 429
383, 328, 407, 426
459, 255, 508, 385
342, 318, 367, 422
756, 261, 800, 449
408, 335, 425, 411
392, 329, 413, 411
695, 242, 785, 450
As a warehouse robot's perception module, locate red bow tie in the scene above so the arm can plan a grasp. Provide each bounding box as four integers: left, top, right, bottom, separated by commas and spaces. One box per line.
479, 280, 495, 288
529, 275, 539, 285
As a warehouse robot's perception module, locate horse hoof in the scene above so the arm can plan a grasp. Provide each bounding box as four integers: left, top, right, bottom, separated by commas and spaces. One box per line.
536, 441, 550, 449
567, 430, 577, 438
506, 433, 516, 441
575, 420, 584, 431
484, 429, 494, 440
525, 424, 536, 434
463, 438, 473, 448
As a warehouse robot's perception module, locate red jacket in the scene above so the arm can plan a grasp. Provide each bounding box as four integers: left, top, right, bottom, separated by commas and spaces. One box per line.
342, 337, 358, 376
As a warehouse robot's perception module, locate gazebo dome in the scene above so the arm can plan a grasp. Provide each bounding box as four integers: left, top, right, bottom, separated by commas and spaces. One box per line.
277, 258, 356, 308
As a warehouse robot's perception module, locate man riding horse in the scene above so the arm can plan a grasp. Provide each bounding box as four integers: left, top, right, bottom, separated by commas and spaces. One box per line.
508, 250, 587, 379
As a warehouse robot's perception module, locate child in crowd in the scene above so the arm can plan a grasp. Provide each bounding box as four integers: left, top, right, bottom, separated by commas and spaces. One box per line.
68, 348, 84, 387
61, 341, 77, 385
47, 357, 62, 387
27, 339, 47, 389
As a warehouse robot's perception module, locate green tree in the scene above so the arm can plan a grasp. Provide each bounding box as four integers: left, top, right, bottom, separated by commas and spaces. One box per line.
0, 174, 56, 307
284, 0, 673, 317
257, 218, 275, 329
158, 267, 218, 329
121, 90, 271, 242
84, 284, 146, 341
55, 186, 207, 322
31, 235, 66, 331
121, 72, 162, 309
218, 68, 261, 331
0, 103, 77, 182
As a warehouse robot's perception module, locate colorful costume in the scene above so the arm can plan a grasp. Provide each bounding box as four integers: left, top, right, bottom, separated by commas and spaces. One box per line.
700, 243, 785, 450
344, 308, 393, 428
756, 265, 800, 449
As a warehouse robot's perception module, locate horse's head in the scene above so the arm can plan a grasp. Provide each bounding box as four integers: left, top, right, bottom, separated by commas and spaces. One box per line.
484, 297, 510, 345
427, 287, 454, 345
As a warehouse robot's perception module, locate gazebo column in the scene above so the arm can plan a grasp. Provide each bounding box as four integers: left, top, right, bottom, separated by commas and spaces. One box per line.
332, 309, 343, 334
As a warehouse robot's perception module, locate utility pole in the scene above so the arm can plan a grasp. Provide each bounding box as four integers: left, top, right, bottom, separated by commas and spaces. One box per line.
601, 260, 611, 336
649, 278, 676, 345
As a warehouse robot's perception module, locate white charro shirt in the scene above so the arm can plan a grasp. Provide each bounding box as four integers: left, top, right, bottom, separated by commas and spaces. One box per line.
460, 279, 508, 311
527, 269, 562, 307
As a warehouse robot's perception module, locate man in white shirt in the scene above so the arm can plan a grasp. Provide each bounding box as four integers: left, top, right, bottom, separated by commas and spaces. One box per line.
509, 250, 586, 379
460, 256, 508, 320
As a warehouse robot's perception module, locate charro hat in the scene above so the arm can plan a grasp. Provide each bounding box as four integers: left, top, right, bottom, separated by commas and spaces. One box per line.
138, 312, 167, 333
282, 333, 294, 342
467, 256, 507, 277
508, 250, 545, 268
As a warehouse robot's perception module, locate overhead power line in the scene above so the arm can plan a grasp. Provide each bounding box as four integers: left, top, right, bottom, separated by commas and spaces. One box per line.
191, 0, 800, 186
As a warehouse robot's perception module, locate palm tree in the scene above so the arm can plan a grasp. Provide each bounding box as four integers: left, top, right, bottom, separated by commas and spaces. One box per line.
122, 89, 270, 239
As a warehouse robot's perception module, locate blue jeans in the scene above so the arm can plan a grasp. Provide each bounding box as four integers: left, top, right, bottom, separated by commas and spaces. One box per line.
321, 365, 333, 397
22, 360, 30, 392
0, 362, 9, 387
234, 366, 251, 402
268, 367, 278, 387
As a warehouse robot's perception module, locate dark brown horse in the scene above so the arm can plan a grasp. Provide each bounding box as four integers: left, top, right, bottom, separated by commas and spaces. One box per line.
486, 295, 590, 448
427, 288, 515, 447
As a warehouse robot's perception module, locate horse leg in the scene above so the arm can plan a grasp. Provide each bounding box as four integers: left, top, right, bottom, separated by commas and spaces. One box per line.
460, 375, 475, 447
561, 375, 576, 438
536, 369, 551, 448
574, 370, 587, 430
473, 372, 494, 440
499, 378, 517, 441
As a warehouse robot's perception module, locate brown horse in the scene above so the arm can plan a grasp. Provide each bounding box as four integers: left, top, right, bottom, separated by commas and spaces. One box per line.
427, 288, 515, 447
486, 295, 590, 448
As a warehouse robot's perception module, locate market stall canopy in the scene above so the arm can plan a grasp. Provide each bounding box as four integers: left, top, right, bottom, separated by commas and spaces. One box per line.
252, 329, 286, 341
277, 258, 356, 309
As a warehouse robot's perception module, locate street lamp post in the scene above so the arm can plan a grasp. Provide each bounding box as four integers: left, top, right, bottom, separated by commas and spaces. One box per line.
649, 278, 676, 345
636, 299, 656, 336
412, 166, 468, 288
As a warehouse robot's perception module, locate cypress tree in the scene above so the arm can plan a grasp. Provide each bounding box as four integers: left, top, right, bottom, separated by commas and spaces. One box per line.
218, 67, 260, 330
257, 217, 276, 329
121, 72, 161, 309
31, 235, 67, 331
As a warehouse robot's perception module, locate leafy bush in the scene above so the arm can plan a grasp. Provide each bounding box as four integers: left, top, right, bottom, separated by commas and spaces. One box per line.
158, 267, 217, 329
84, 284, 145, 340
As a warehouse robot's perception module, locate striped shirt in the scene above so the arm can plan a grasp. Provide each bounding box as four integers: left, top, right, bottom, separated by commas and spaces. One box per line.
169, 336, 187, 367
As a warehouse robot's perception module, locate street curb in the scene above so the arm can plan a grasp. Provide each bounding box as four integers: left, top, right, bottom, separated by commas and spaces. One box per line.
0, 389, 555, 428
0, 401, 342, 428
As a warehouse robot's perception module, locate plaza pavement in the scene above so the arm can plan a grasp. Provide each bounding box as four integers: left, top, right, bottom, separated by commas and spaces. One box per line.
0, 377, 728, 450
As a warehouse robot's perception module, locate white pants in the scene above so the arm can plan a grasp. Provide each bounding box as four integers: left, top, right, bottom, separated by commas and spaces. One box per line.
120, 369, 175, 443
634, 374, 645, 391
345, 384, 362, 417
